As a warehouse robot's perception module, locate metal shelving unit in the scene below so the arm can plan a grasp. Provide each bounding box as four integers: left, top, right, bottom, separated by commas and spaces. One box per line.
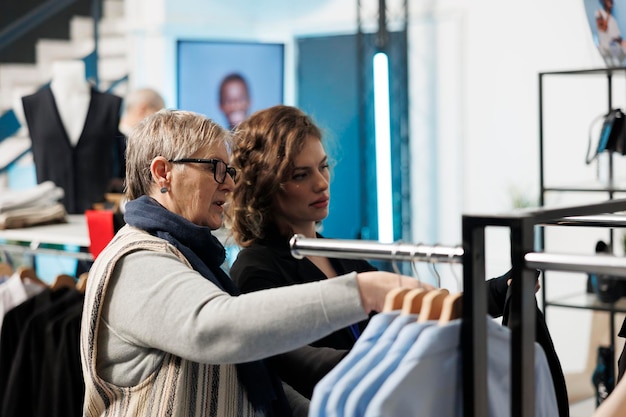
538, 66, 626, 391
539, 67, 626, 204
290, 199, 626, 417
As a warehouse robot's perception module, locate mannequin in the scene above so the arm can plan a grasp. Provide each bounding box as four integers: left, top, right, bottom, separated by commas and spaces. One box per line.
21, 59, 123, 214
49, 60, 91, 147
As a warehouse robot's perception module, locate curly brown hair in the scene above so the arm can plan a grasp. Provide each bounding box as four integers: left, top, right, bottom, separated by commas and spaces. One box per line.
227, 105, 323, 247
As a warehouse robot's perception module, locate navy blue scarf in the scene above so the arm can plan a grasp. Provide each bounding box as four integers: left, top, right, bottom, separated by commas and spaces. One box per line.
125, 196, 291, 416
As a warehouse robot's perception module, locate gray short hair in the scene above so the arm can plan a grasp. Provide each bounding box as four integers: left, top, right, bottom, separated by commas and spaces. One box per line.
125, 109, 232, 200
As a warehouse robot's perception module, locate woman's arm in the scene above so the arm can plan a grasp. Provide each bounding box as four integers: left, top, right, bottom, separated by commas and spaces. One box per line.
593, 375, 626, 416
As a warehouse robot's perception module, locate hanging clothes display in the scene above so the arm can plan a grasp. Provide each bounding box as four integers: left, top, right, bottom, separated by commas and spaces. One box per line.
308, 311, 401, 417
310, 309, 559, 417
322, 312, 420, 415
289, 234, 572, 417
0, 275, 84, 417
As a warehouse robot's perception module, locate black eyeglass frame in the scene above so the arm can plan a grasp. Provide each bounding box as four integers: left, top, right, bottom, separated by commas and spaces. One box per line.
168, 158, 237, 184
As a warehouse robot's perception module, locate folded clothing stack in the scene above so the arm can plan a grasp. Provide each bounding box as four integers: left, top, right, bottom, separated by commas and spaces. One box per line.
0, 181, 67, 229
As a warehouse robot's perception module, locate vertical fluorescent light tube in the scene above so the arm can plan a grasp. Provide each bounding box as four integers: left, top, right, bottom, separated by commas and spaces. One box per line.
373, 51, 394, 243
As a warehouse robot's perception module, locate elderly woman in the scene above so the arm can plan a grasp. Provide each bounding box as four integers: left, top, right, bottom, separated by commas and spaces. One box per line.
79, 109, 422, 417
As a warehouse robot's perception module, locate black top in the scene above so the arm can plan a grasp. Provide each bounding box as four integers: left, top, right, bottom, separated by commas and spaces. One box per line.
230, 228, 377, 399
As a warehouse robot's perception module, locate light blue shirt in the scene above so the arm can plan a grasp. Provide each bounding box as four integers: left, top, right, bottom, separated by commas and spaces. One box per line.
363, 317, 558, 417
323, 313, 419, 417
308, 311, 401, 417
343, 320, 435, 417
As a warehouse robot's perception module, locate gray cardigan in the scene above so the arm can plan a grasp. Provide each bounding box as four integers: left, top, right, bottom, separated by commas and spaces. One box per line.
94, 227, 367, 385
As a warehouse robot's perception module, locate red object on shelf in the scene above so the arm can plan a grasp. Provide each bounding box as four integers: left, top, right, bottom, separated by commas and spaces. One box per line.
85, 210, 115, 259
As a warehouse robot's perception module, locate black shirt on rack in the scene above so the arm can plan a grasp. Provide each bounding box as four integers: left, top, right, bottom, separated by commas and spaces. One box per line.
0, 287, 84, 417
501, 270, 570, 417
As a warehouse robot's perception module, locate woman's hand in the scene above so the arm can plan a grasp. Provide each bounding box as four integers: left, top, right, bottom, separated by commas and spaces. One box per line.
507, 277, 541, 293
355, 271, 435, 313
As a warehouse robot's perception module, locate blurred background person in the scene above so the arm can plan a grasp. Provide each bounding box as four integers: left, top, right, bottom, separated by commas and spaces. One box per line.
118, 87, 166, 136
218, 73, 250, 130
595, 0, 626, 66
109, 87, 166, 193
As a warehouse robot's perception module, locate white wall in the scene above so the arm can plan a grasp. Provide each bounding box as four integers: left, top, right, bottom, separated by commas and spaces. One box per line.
414, 0, 626, 382
123, 0, 623, 378
408, 0, 602, 240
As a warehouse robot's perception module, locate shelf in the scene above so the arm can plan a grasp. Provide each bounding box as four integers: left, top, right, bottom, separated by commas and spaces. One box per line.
538, 67, 626, 407
539, 67, 626, 77
0, 214, 92, 261
545, 292, 626, 313
0, 214, 90, 247
543, 178, 626, 193
543, 214, 626, 227
544, 186, 626, 193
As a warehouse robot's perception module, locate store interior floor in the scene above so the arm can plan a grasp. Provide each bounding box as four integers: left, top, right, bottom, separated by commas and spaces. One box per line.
570, 397, 595, 417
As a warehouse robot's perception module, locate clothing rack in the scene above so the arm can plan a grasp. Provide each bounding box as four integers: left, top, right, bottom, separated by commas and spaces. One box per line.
289, 234, 494, 416
289, 234, 463, 263
290, 198, 626, 417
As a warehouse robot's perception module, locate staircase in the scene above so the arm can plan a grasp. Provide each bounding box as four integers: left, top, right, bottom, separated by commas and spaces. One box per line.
0, 0, 129, 190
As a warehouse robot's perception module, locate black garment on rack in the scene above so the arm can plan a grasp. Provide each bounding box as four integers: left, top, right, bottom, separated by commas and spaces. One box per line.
37, 300, 83, 417
45, 297, 83, 417
501, 271, 570, 417
0, 287, 62, 408
0, 287, 84, 417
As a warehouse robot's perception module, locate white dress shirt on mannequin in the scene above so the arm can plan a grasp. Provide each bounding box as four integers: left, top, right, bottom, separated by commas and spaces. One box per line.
49, 60, 91, 147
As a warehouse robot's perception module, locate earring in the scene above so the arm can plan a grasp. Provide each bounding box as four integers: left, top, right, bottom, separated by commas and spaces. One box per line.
160, 186, 168, 194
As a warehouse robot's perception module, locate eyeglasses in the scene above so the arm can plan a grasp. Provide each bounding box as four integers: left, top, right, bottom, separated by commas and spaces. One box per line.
168, 158, 237, 184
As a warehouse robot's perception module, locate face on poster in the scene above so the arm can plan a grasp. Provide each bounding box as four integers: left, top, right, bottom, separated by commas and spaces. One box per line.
177, 40, 284, 130
584, 0, 626, 66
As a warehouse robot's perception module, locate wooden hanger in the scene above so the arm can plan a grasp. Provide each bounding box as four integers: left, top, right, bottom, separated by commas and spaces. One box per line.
382, 287, 411, 312
75, 272, 89, 294
17, 266, 47, 288
51, 274, 77, 291
0, 262, 13, 278
438, 292, 463, 324
417, 288, 450, 322
401, 288, 429, 315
